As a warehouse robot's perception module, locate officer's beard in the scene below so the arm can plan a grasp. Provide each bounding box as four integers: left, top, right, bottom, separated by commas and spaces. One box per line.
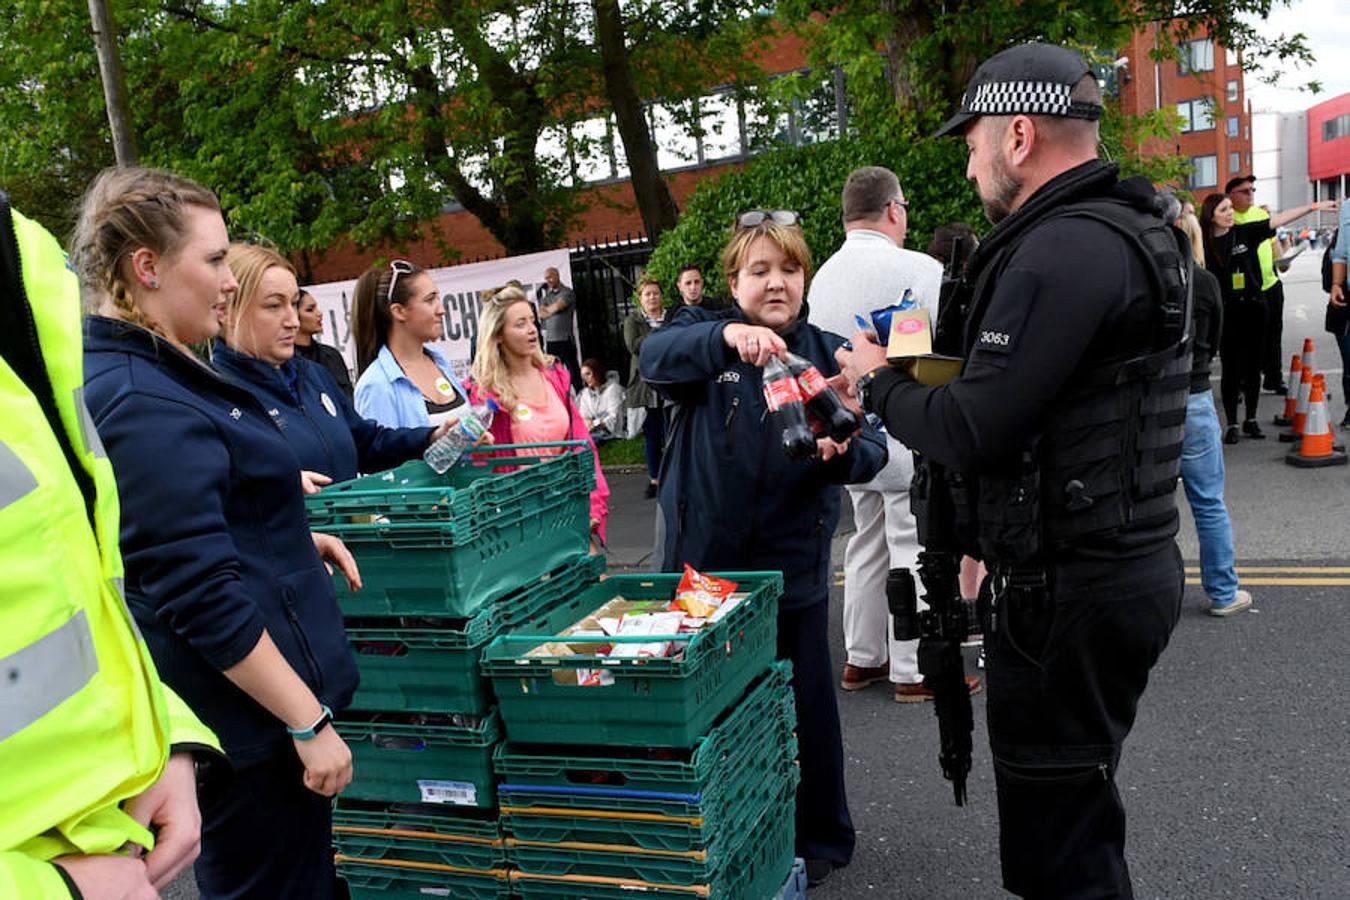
980, 154, 1023, 225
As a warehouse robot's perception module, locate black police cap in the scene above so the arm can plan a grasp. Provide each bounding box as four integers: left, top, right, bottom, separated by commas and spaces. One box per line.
1224, 175, 1256, 194
935, 42, 1103, 138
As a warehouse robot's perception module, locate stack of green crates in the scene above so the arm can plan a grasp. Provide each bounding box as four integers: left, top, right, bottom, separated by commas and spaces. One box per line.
483, 567, 799, 899
303, 444, 599, 899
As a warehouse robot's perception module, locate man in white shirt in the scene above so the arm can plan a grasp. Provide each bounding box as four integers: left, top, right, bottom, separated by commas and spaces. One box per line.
809, 166, 980, 702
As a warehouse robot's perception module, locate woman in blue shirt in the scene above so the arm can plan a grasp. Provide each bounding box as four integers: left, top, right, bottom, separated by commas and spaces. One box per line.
212, 245, 448, 483
351, 259, 470, 427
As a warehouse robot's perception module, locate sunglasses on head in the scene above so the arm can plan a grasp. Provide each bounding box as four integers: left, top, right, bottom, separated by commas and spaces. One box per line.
737, 209, 799, 229
386, 259, 415, 304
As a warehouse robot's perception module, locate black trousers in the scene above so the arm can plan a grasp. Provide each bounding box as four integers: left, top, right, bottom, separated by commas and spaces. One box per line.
985, 549, 1182, 899
1261, 282, 1286, 385
547, 339, 583, 392
778, 601, 855, 866
1219, 299, 1268, 426
195, 751, 337, 900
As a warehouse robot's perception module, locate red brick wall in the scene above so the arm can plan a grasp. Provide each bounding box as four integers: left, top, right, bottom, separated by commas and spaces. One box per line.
1116, 24, 1251, 193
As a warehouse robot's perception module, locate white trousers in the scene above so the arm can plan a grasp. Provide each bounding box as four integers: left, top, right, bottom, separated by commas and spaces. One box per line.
842, 449, 924, 684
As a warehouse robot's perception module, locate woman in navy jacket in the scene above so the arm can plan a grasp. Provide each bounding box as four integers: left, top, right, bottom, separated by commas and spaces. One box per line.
212, 244, 447, 484
74, 167, 359, 900
640, 212, 886, 884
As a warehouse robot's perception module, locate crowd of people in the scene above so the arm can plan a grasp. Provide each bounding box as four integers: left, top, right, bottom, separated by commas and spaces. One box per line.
6, 36, 1348, 900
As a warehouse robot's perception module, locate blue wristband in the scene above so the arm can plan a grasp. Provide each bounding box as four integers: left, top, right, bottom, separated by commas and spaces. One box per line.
287, 705, 333, 741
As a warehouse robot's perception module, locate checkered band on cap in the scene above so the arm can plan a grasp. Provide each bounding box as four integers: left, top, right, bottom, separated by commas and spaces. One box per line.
963, 80, 1100, 119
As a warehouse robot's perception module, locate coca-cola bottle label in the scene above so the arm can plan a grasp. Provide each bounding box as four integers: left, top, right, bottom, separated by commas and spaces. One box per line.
796, 366, 829, 400
763, 376, 803, 411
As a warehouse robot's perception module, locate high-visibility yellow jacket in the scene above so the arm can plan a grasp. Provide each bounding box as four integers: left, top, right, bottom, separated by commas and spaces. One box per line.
1232, 204, 1278, 291
0, 196, 222, 897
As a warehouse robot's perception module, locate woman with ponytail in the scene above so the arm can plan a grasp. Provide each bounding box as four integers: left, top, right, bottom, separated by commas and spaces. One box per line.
76, 166, 360, 899
351, 259, 470, 428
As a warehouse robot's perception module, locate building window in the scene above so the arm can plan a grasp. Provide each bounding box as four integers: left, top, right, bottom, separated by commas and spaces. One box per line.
1179, 39, 1215, 74
1187, 155, 1218, 189
1177, 98, 1215, 133
1227, 116, 1239, 138
1225, 47, 1238, 66
1226, 80, 1239, 102
1230, 152, 1240, 173
1324, 114, 1350, 142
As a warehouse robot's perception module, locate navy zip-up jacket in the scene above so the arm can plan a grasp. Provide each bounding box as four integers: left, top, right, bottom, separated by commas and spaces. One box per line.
210, 340, 432, 483
84, 316, 358, 767
641, 305, 886, 610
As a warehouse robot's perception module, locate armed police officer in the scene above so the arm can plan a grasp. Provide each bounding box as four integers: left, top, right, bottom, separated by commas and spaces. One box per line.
838, 43, 1191, 899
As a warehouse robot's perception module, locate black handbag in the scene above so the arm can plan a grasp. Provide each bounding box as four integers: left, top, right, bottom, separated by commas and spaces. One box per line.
1326, 300, 1350, 336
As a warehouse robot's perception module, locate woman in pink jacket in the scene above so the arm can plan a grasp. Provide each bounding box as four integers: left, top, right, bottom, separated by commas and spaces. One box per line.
466, 286, 609, 548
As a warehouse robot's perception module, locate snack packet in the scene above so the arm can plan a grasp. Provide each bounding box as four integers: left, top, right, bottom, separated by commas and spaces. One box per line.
671, 564, 738, 618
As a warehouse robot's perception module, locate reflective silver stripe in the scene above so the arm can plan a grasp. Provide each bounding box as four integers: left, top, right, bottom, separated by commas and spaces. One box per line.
73, 386, 107, 459
111, 576, 144, 642
0, 610, 99, 742
0, 440, 38, 510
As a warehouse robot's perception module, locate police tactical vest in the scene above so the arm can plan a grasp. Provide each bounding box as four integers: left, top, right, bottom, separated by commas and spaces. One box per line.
960, 194, 1193, 565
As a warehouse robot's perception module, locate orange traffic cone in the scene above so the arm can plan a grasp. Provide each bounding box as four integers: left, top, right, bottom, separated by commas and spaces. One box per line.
1279, 364, 1313, 443
1273, 354, 1301, 426
1287, 379, 1347, 467
1300, 338, 1316, 376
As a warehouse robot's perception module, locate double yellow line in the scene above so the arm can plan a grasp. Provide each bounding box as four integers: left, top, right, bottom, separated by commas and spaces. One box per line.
834, 566, 1350, 587
1185, 565, 1350, 587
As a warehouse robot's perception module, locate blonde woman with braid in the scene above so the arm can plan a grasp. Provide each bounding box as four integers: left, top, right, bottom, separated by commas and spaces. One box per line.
467, 286, 610, 546
76, 167, 360, 899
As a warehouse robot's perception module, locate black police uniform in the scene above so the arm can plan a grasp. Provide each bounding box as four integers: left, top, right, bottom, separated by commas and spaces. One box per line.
866, 159, 1189, 899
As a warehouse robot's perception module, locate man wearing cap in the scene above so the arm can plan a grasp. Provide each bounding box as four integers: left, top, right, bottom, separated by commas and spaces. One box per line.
1225, 175, 1336, 393
837, 43, 1194, 898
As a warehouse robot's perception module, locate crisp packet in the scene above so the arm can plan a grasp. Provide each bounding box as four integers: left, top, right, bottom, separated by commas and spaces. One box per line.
671, 564, 738, 618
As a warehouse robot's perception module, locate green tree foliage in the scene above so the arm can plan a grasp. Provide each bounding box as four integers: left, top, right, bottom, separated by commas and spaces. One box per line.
644, 122, 982, 299
0, 0, 768, 264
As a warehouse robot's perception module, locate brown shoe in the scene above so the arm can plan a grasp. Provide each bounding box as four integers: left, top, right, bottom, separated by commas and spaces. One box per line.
893, 676, 983, 704
840, 663, 889, 691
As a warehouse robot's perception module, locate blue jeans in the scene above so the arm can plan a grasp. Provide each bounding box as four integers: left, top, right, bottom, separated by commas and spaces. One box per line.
1335, 329, 1350, 416
1181, 390, 1239, 604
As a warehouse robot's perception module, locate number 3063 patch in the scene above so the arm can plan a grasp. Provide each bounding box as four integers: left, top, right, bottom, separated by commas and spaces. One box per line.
978, 329, 1012, 349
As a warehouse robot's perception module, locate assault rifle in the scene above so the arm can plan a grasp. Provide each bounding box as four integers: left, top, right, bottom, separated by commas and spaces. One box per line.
889, 453, 979, 805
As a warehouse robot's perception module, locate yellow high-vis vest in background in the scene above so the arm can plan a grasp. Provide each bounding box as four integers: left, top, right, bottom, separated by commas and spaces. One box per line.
0, 199, 221, 897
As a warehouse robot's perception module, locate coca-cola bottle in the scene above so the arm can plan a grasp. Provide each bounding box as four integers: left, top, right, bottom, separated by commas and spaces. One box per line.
762, 356, 817, 461
785, 352, 861, 442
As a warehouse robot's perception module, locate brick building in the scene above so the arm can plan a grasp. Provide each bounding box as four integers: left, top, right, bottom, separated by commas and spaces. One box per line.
1115, 24, 1252, 198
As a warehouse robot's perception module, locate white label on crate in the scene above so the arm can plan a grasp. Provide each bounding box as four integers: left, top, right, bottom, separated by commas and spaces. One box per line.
418, 890, 452, 897
417, 779, 477, 806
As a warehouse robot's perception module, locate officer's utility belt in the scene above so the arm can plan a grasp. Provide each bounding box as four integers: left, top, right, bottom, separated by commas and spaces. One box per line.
985, 563, 1051, 634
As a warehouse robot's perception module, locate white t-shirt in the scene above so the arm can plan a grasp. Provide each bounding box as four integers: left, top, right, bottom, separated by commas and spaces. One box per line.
807, 229, 943, 340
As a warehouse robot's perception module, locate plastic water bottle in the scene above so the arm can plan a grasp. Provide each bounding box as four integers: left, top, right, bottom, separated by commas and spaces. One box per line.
423, 400, 498, 474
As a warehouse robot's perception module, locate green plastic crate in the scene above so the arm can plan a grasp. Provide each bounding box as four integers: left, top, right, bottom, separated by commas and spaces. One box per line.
499, 740, 796, 855
337, 857, 510, 900
331, 492, 588, 619
332, 799, 506, 870
509, 785, 796, 899
346, 554, 605, 715
306, 442, 593, 533
497, 665, 796, 853
482, 571, 783, 747
337, 711, 500, 808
